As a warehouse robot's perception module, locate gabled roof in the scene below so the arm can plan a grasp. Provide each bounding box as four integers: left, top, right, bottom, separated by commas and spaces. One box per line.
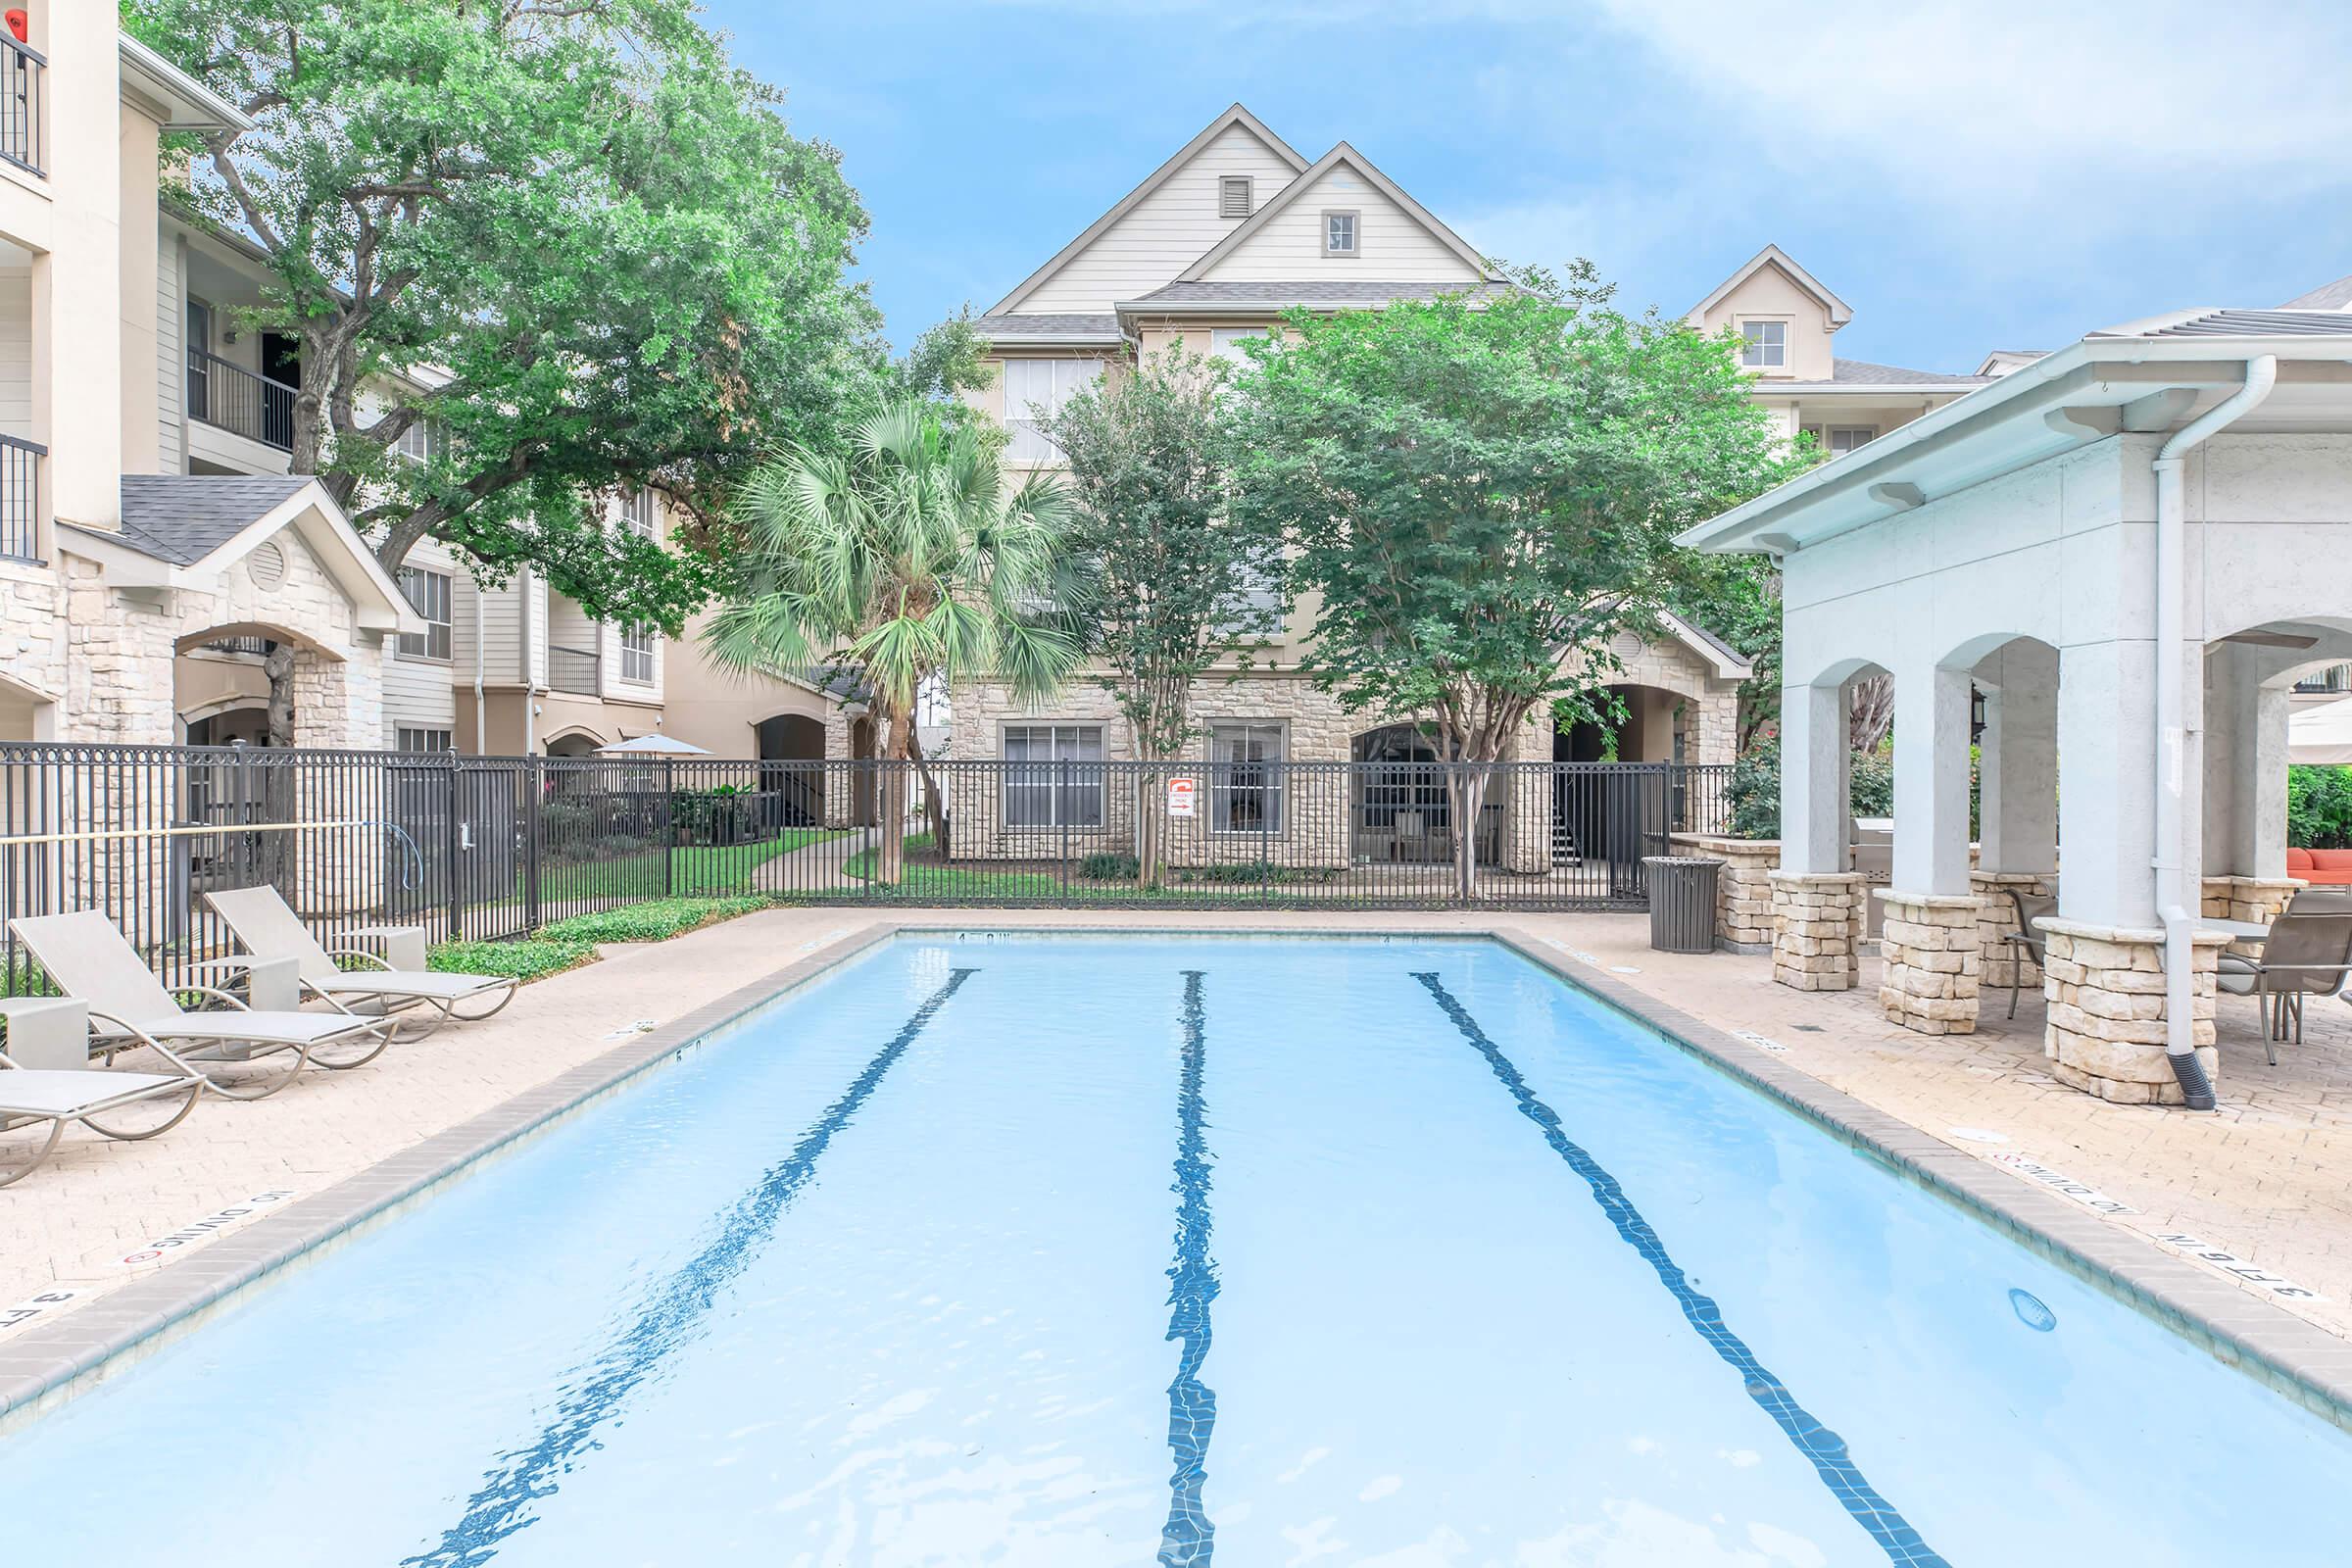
1733, 359, 1994, 397
1120, 278, 1513, 312
64, 476, 423, 637
1176, 141, 1494, 283
970, 314, 1125, 346
1689, 244, 1852, 330
1658, 612, 1753, 681
2117, 308, 2352, 338
988, 105, 1308, 317
2280, 272, 2352, 312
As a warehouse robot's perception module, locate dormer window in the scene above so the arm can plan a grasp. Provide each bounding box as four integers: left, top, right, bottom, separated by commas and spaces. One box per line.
1219, 176, 1252, 219
1740, 319, 1788, 369
1324, 211, 1358, 257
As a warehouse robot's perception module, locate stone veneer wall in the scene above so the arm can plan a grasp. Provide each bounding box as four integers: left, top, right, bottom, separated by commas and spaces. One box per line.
2040, 920, 2227, 1105
1769, 870, 1864, 991
2201, 875, 2305, 959
1668, 834, 1777, 952
1971, 870, 2052, 999
1876, 890, 1986, 1035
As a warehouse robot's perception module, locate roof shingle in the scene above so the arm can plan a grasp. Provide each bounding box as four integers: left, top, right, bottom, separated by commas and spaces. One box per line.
105, 475, 313, 565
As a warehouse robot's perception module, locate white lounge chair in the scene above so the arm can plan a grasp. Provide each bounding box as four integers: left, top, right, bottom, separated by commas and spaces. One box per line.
9, 911, 393, 1100
203, 887, 517, 1041
0, 998, 205, 1187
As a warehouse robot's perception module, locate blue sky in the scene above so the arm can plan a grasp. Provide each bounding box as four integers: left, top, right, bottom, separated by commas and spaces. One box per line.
709, 1, 2352, 372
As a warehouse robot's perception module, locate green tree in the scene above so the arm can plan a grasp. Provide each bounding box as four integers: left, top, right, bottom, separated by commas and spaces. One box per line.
124, 0, 878, 631
1046, 345, 1283, 884
1224, 262, 1790, 890
703, 402, 1083, 885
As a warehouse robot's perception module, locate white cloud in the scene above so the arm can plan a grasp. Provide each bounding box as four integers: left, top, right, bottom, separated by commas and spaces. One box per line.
1586, 0, 2352, 206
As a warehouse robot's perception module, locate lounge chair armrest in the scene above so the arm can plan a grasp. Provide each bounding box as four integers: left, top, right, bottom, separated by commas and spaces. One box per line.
341, 925, 429, 973
323, 946, 399, 973
180, 955, 301, 1012
169, 984, 255, 1012
0, 997, 92, 1071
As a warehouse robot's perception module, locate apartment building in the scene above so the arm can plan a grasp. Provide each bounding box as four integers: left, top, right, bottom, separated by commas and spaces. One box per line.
0, 10, 421, 747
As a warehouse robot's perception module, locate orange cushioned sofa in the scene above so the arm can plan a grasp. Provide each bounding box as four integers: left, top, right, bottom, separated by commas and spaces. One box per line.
2287, 847, 2352, 886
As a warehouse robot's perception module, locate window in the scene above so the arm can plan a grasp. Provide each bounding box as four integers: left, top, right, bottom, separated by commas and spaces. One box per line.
622, 488, 657, 540
1740, 319, 1787, 369
397, 565, 453, 662
619, 623, 656, 684
1001, 358, 1102, 464
1002, 723, 1104, 829
1324, 210, 1358, 257
1210, 723, 1284, 834
1827, 426, 1877, 457
1219, 176, 1252, 219
1208, 327, 1264, 365
394, 418, 448, 466
397, 727, 454, 754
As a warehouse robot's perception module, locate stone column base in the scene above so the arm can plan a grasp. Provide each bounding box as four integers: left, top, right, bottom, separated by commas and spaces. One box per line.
2201, 875, 2307, 958
2040, 919, 2228, 1105
1769, 870, 1864, 992
1877, 889, 1986, 1035
1972, 870, 2053, 994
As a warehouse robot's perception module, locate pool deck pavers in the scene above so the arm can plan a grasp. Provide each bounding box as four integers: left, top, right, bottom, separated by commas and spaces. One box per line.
8, 904, 2352, 1423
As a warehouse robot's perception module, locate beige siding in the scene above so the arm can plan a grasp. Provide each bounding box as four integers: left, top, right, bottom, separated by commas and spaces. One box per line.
0, 254, 29, 440
1200, 163, 1484, 284
155, 225, 183, 472
381, 536, 460, 745
1690, 261, 1838, 382
1016, 123, 1301, 314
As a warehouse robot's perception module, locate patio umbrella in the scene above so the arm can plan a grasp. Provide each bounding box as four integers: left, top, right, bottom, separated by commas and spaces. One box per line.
594, 732, 711, 757
2290, 696, 2352, 765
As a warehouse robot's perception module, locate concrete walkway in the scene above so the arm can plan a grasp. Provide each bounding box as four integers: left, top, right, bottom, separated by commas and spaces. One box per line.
6, 905, 2351, 1348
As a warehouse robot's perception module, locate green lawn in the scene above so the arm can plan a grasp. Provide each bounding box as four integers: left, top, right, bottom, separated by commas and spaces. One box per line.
533, 828, 840, 904
823, 834, 1332, 903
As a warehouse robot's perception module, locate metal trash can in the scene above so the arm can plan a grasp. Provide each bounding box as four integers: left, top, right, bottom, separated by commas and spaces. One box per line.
1643, 856, 1724, 954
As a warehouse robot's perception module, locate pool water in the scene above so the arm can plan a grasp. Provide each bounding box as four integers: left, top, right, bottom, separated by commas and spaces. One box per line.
3, 935, 2347, 1565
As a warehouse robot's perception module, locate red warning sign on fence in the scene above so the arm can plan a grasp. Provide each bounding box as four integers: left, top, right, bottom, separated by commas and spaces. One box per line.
1167, 777, 1198, 817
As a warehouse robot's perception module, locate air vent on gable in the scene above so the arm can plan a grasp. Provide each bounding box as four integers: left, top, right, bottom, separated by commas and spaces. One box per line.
247, 540, 287, 589
1219, 176, 1252, 220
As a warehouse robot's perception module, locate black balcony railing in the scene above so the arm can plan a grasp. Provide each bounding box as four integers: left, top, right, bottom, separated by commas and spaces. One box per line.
0, 36, 44, 177
548, 644, 602, 695
187, 351, 296, 452
0, 431, 41, 560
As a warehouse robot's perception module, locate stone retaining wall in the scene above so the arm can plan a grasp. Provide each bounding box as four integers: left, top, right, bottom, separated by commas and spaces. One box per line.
1669, 833, 1778, 952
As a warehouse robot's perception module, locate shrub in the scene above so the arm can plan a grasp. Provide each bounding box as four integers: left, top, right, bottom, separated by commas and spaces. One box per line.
2288, 764, 2352, 849
1722, 737, 1912, 839
430, 938, 593, 983
539, 895, 767, 945
1172, 859, 1337, 886
1078, 851, 1141, 881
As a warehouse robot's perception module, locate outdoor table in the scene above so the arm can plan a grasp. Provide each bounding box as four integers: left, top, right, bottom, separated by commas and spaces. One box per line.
2205, 918, 2273, 944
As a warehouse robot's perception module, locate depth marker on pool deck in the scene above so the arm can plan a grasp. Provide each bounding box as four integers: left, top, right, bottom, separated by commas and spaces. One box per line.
1158, 970, 1220, 1568
405, 966, 979, 1568
1409, 972, 1950, 1568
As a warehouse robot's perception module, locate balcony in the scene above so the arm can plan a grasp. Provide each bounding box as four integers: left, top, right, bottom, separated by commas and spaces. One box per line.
0, 36, 43, 177
548, 644, 601, 696
187, 351, 295, 452
0, 432, 40, 560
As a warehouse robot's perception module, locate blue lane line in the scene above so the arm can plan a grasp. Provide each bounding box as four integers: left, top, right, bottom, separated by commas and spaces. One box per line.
406, 966, 980, 1568
1158, 969, 1220, 1567
1409, 972, 1950, 1568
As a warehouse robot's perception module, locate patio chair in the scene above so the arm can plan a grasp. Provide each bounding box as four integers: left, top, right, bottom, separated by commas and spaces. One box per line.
2215, 895, 2352, 1063
0, 999, 205, 1188
8, 912, 393, 1100
2002, 887, 2060, 1018
203, 887, 517, 1041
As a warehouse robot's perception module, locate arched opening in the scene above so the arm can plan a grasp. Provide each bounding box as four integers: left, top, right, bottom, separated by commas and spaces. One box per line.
0, 668, 54, 743
2204, 616, 2352, 885
757, 712, 827, 827
1350, 724, 1464, 864
1556, 681, 1699, 765
850, 715, 879, 827
544, 728, 604, 759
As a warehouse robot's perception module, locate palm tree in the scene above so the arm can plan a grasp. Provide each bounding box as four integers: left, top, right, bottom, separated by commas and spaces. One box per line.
705, 401, 1084, 885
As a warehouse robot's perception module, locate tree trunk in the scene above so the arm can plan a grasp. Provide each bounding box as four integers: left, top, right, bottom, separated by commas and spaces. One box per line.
1849, 672, 1894, 755
906, 727, 947, 853
877, 706, 913, 886
1448, 762, 1493, 901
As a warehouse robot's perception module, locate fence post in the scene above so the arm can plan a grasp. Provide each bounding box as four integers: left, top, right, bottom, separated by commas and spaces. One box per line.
662, 760, 676, 899
1058, 758, 1070, 895
523, 759, 543, 930
443, 756, 463, 943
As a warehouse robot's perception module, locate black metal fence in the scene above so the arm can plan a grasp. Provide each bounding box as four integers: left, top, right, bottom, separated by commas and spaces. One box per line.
186, 351, 297, 452
0, 432, 40, 561
0, 34, 44, 177
0, 743, 1735, 987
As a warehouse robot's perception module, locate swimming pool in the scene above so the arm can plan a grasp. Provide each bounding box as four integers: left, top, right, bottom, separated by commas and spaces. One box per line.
2, 933, 2347, 1564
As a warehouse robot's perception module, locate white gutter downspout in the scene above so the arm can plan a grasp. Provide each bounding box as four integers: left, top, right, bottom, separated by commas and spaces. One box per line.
2151, 354, 2277, 1111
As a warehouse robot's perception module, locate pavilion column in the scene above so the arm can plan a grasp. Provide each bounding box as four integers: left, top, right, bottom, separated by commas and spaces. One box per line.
1770, 679, 1863, 992
2044, 638, 2222, 1103
1975, 641, 2058, 996
2197, 653, 2298, 937
1877, 662, 1984, 1034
